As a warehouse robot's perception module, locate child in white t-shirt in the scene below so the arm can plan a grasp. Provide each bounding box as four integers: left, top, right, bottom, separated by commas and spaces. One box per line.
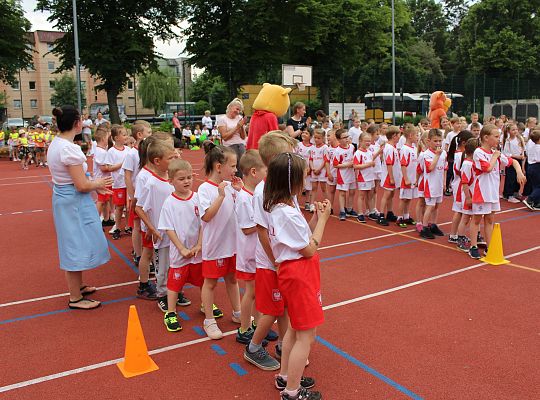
396, 125, 419, 228
333, 128, 358, 220
295, 128, 314, 211
353, 132, 382, 222
309, 129, 329, 208
378, 126, 401, 226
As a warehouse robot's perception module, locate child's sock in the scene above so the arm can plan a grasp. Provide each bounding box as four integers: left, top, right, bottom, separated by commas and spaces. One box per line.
204, 318, 216, 326
232, 310, 241, 319
283, 388, 299, 397
248, 341, 262, 353
404, 213, 410, 219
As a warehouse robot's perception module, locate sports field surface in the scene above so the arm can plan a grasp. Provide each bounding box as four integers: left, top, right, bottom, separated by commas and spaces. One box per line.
1, 150, 539, 399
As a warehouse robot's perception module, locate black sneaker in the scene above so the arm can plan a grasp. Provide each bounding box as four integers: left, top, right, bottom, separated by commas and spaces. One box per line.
477, 233, 487, 247
469, 246, 481, 259
236, 328, 254, 344
136, 282, 157, 300
164, 311, 182, 332
346, 209, 358, 217
523, 198, 535, 211
420, 226, 435, 239
177, 292, 191, 306
404, 217, 416, 225
157, 295, 168, 312
276, 375, 316, 390
368, 212, 379, 221
377, 216, 389, 226
111, 229, 121, 240
430, 223, 444, 236
280, 387, 322, 400
386, 211, 398, 222
444, 188, 452, 196
396, 218, 407, 228
448, 235, 459, 244
104, 219, 115, 227
244, 345, 280, 371
124, 227, 132, 235
275, 343, 282, 359
200, 303, 224, 318
339, 211, 346, 221
356, 214, 366, 223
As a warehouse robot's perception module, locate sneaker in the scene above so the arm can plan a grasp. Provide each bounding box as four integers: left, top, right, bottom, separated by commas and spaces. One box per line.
236, 328, 254, 344
430, 223, 444, 236
356, 214, 366, 223
103, 219, 115, 227
275, 343, 282, 360
200, 303, 224, 318
404, 217, 416, 225
164, 312, 182, 332
469, 246, 481, 259
203, 321, 223, 340
386, 211, 398, 222
177, 292, 191, 306
111, 229, 121, 240
276, 375, 316, 391
533, 203, 540, 211
523, 198, 535, 211
136, 282, 157, 300
420, 226, 435, 239
265, 328, 279, 342
377, 216, 389, 226
108, 224, 117, 234
477, 232, 487, 247
368, 212, 379, 221
309, 204, 315, 213
124, 227, 132, 235
346, 209, 358, 217
396, 218, 407, 228
457, 237, 470, 252
339, 211, 346, 221
444, 188, 452, 196
244, 345, 280, 371
448, 235, 459, 244
280, 387, 322, 400
157, 296, 168, 312
507, 196, 520, 204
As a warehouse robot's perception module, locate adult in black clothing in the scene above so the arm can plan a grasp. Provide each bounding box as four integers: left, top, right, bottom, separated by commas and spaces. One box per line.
286, 102, 311, 140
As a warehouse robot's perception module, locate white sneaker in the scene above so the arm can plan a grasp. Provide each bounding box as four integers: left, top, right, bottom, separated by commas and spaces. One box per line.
109, 224, 117, 234
203, 321, 223, 340
507, 196, 520, 203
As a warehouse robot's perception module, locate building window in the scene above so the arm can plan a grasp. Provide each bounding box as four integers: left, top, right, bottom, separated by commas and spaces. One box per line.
12, 80, 20, 90
29, 81, 36, 90
27, 63, 35, 71
94, 95, 98, 101
30, 99, 38, 109
48, 61, 55, 70
47, 43, 54, 52
14, 99, 21, 109
49, 80, 55, 89
127, 80, 134, 90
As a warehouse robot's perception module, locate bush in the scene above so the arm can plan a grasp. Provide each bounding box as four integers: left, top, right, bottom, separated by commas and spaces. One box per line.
159, 121, 173, 133
194, 100, 212, 115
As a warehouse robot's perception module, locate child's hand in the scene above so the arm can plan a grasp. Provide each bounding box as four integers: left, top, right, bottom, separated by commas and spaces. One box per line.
389, 177, 395, 185
149, 227, 162, 242
465, 197, 472, 208
231, 176, 243, 191
180, 248, 193, 258
517, 173, 527, 186
327, 174, 334, 182
317, 199, 332, 219
191, 244, 202, 258
435, 146, 442, 155
404, 178, 411, 186
96, 187, 113, 195
314, 169, 321, 175
218, 182, 227, 197
370, 161, 376, 167
492, 150, 501, 159
96, 176, 113, 189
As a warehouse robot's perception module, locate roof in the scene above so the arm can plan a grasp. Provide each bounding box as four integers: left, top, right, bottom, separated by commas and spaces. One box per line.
36, 31, 65, 43
25, 32, 35, 45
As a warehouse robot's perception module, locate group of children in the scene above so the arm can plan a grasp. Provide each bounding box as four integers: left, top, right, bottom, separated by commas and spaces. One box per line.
181, 123, 221, 149
3, 125, 54, 169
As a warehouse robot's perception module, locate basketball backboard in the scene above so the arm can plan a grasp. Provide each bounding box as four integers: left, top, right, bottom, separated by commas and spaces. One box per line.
282, 64, 312, 87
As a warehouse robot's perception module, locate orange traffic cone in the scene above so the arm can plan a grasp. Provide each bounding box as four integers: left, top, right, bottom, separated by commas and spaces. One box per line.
480, 223, 509, 265
117, 305, 159, 378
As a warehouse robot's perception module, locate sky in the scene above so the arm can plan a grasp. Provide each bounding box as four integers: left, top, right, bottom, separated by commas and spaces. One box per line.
21, 0, 185, 59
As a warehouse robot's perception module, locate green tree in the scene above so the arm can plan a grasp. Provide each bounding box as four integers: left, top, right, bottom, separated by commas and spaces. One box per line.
406, 0, 449, 58
0, 0, 33, 84
188, 72, 228, 113
37, 0, 182, 123
137, 68, 180, 115
50, 74, 86, 108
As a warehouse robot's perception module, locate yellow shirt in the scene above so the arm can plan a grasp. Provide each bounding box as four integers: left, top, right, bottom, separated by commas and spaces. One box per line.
19, 137, 29, 146
0, 131, 4, 140
10, 132, 19, 140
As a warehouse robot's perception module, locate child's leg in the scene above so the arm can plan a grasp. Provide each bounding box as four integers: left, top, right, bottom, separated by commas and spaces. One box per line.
347, 189, 355, 210
387, 190, 395, 213
167, 288, 178, 313
139, 246, 152, 283
283, 327, 317, 393
251, 314, 276, 346
132, 218, 142, 257
279, 320, 295, 377
403, 198, 411, 218
422, 205, 435, 227
483, 212, 496, 245
357, 191, 367, 214
380, 189, 391, 215
114, 206, 123, 230
416, 198, 425, 225
457, 214, 471, 237
201, 278, 218, 319
240, 280, 255, 332
224, 272, 241, 313
431, 203, 440, 224
328, 184, 336, 210
469, 215, 483, 247
338, 190, 346, 212
369, 184, 378, 212
450, 212, 462, 236
319, 181, 327, 201
155, 247, 170, 299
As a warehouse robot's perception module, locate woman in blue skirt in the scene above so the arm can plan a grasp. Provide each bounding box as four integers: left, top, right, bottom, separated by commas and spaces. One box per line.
48, 106, 113, 310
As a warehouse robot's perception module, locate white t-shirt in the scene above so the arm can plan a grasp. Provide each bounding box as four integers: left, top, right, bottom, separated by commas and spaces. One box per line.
158, 192, 202, 267
353, 148, 376, 182
138, 174, 174, 249
397, 134, 407, 151
182, 129, 192, 138
253, 180, 274, 271
423, 149, 448, 198
443, 131, 459, 152
268, 203, 311, 264
235, 187, 257, 274
202, 115, 213, 130
198, 180, 238, 260
349, 127, 361, 146
502, 137, 523, 158
527, 142, 540, 163
472, 148, 511, 203
82, 118, 93, 135
216, 114, 244, 146
326, 145, 339, 180
380, 144, 402, 189
309, 144, 328, 178
134, 167, 152, 232
296, 142, 313, 161
106, 146, 129, 189
87, 140, 97, 157
122, 146, 140, 191
333, 144, 356, 184
95, 118, 108, 127
369, 142, 382, 175
399, 144, 418, 188
47, 136, 87, 185
93, 145, 110, 181
451, 151, 463, 194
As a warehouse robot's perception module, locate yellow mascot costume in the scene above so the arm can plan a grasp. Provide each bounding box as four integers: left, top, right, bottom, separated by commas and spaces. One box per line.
246, 83, 291, 150
428, 91, 451, 129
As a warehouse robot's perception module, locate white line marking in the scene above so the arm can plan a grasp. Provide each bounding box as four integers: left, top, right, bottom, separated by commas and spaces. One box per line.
0, 181, 49, 187
31, 209, 43, 213
1, 245, 538, 393
11, 212, 22, 215
0, 174, 51, 181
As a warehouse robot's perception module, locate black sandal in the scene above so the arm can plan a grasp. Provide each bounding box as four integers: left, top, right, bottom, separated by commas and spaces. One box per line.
80, 285, 97, 296
68, 297, 101, 310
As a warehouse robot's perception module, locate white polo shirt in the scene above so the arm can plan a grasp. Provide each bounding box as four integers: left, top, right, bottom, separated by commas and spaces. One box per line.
267, 203, 310, 264
423, 149, 448, 198
253, 180, 275, 271
235, 187, 257, 274
122, 146, 140, 190
139, 174, 174, 249
105, 146, 128, 189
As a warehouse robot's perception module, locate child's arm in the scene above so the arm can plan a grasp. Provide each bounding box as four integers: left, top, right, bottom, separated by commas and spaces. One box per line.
135, 205, 161, 240
463, 183, 472, 207
242, 226, 257, 235
354, 161, 375, 170
299, 200, 331, 258
325, 161, 333, 181
401, 164, 410, 186
387, 164, 395, 185
482, 150, 500, 172
124, 169, 135, 208
166, 230, 193, 258
257, 225, 276, 266
200, 182, 226, 222
192, 227, 203, 257
107, 162, 123, 172
427, 153, 441, 172
511, 158, 527, 185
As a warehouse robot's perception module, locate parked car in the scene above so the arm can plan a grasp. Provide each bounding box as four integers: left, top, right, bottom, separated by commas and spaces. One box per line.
158, 113, 174, 119
2, 118, 26, 131
39, 116, 54, 125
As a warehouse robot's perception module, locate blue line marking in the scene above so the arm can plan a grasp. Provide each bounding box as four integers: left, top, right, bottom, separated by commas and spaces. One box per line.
229, 363, 248, 376
102, 296, 137, 305
316, 336, 423, 399
178, 311, 190, 321
193, 326, 205, 336
499, 213, 540, 224
107, 239, 139, 274
320, 240, 416, 263
211, 344, 227, 355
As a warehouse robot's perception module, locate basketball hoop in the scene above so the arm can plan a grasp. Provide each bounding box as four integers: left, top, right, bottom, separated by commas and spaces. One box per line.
295, 82, 306, 92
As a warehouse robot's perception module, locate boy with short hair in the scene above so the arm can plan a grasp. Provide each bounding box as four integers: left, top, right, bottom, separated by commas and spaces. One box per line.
397, 125, 419, 227
93, 127, 113, 224
296, 128, 313, 211
378, 126, 402, 226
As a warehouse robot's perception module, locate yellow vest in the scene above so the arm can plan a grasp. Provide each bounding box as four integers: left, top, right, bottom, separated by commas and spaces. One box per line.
19, 137, 28, 146
10, 132, 19, 140
0, 131, 4, 140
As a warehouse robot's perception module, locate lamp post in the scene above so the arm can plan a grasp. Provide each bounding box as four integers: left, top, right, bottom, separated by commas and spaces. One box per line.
72, 0, 82, 112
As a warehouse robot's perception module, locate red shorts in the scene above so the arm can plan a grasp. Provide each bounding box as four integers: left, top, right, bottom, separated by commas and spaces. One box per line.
127, 206, 139, 228
236, 270, 256, 281
97, 186, 112, 203
141, 230, 153, 249
278, 254, 324, 330
167, 263, 203, 292
255, 268, 284, 317
202, 255, 236, 279
112, 188, 127, 206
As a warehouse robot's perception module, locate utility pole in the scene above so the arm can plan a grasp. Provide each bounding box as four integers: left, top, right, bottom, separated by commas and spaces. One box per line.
72, 0, 82, 112
19, 70, 24, 119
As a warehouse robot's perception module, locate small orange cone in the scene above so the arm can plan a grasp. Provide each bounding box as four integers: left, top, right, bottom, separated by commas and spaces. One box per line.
117, 305, 159, 378
480, 223, 509, 265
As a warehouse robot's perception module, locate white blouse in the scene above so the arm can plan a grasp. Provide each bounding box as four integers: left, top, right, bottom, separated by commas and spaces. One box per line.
48, 136, 87, 185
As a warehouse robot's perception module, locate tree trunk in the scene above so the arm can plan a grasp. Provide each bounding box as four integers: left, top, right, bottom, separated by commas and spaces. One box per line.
106, 87, 121, 124
320, 81, 331, 114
